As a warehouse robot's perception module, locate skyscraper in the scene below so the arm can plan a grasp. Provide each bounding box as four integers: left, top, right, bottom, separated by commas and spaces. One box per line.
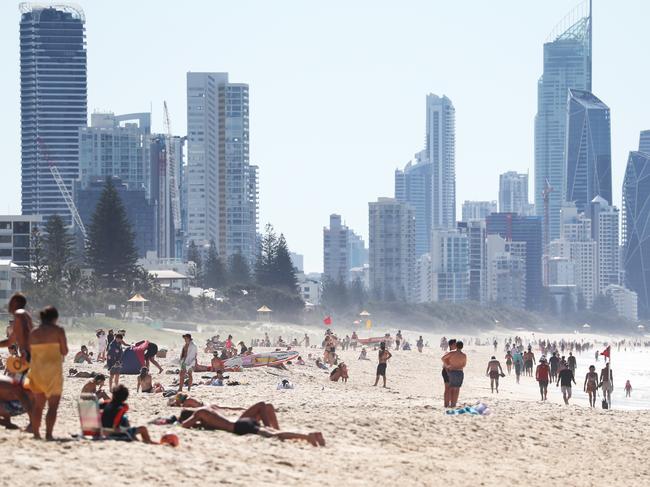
589, 196, 619, 293
369, 198, 415, 302
78, 112, 151, 196
431, 229, 469, 303
323, 214, 366, 283
426, 94, 456, 229
458, 220, 487, 303
20, 4, 87, 225
395, 151, 431, 256
186, 72, 258, 263
535, 4, 592, 240
461, 201, 497, 222
565, 90, 612, 213
639, 130, 650, 155
499, 171, 532, 215
622, 148, 650, 317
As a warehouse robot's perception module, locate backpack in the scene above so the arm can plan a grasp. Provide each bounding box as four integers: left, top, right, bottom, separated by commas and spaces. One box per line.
601, 399, 609, 410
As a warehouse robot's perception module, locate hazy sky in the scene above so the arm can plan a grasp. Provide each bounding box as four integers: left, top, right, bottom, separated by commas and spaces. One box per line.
1, 1, 649, 272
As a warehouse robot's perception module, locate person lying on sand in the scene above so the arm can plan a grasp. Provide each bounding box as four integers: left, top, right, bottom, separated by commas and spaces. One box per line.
330, 363, 348, 383
81, 373, 110, 401
0, 375, 32, 430
100, 385, 156, 444
68, 368, 97, 379
74, 345, 93, 364
179, 402, 325, 446
168, 393, 204, 408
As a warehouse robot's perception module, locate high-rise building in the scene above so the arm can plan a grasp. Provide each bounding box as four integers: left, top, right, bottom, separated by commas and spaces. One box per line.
461, 201, 497, 222
604, 284, 638, 321
368, 198, 415, 302
79, 113, 151, 196
639, 130, 650, 155
185, 73, 257, 264
431, 229, 469, 303
486, 214, 543, 310
413, 253, 433, 303
499, 171, 532, 215
565, 90, 612, 213
426, 94, 456, 229
0, 215, 43, 266
323, 214, 366, 283
395, 151, 432, 257
486, 234, 527, 309
535, 4, 592, 240
589, 196, 619, 293
622, 148, 650, 317
458, 220, 487, 303
20, 4, 87, 225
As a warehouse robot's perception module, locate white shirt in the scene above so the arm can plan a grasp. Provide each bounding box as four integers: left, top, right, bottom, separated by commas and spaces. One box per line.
182, 341, 198, 367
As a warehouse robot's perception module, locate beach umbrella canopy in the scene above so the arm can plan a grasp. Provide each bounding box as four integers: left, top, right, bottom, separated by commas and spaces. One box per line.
637, 324, 645, 329
257, 305, 272, 313
582, 323, 591, 329
359, 310, 371, 317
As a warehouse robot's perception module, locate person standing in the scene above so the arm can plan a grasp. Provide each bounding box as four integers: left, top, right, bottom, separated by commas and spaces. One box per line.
416, 336, 424, 353
96, 329, 107, 362
179, 333, 198, 392
600, 362, 613, 408
395, 330, 403, 351
624, 380, 632, 397
512, 349, 524, 384
373, 342, 392, 388
486, 356, 504, 393
106, 333, 124, 391
584, 365, 599, 407
567, 352, 577, 376
25, 306, 68, 440
443, 341, 467, 407
556, 364, 576, 405
505, 350, 513, 375
549, 352, 560, 382
441, 339, 457, 407
535, 357, 550, 401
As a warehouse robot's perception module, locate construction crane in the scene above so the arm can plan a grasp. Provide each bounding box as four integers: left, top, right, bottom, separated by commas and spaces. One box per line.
163, 101, 181, 231
36, 137, 87, 238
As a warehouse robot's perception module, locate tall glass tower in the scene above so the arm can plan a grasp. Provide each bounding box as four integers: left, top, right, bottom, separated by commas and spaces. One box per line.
535, 3, 592, 241
20, 4, 87, 225
564, 89, 611, 214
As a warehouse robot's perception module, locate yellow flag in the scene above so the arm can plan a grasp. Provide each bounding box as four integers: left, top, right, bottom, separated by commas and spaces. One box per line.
365, 319, 372, 329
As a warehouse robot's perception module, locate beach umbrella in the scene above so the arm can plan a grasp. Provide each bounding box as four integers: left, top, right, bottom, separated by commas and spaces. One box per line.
359, 310, 371, 317
637, 324, 645, 330
582, 323, 591, 329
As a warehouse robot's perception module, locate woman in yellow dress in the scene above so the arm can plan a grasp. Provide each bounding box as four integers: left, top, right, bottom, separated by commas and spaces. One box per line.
26, 306, 68, 440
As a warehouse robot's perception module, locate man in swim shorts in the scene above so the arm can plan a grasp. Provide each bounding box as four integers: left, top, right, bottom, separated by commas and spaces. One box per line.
556, 363, 576, 405
373, 342, 392, 388
441, 339, 457, 407
535, 357, 550, 401
443, 341, 466, 407
179, 334, 198, 392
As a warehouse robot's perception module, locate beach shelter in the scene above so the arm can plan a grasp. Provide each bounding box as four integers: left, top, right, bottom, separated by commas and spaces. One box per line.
120, 340, 148, 374
257, 305, 273, 322
128, 293, 148, 319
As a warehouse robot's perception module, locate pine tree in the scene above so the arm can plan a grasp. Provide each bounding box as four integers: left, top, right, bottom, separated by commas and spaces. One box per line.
229, 252, 251, 285
255, 224, 278, 286
204, 239, 227, 289
187, 240, 203, 287
274, 234, 298, 292
43, 214, 75, 284
86, 178, 138, 288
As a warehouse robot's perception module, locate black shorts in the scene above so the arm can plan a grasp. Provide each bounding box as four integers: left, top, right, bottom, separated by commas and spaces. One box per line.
538, 380, 549, 389
233, 418, 260, 436
145, 343, 158, 360
442, 368, 449, 384
376, 363, 387, 376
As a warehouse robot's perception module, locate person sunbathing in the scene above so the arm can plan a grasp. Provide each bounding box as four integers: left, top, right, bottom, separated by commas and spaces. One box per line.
68, 368, 96, 378
100, 385, 155, 444
178, 402, 325, 446
136, 367, 163, 393
330, 363, 349, 383
73, 345, 93, 364
167, 393, 204, 408
81, 374, 110, 401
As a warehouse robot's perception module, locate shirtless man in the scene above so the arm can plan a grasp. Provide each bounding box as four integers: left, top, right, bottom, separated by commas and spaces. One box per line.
179, 402, 325, 446
523, 346, 536, 377
80, 374, 110, 401
373, 342, 392, 388
0, 293, 34, 364
443, 341, 467, 407
583, 365, 599, 407
485, 356, 504, 393
600, 362, 613, 408
137, 367, 153, 393
441, 339, 457, 407
74, 345, 93, 364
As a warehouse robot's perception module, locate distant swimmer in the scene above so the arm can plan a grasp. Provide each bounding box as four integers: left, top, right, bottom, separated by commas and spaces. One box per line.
373, 342, 392, 388
441, 339, 457, 407
556, 362, 576, 405
584, 365, 598, 407
443, 341, 466, 407
535, 357, 550, 401
485, 356, 504, 394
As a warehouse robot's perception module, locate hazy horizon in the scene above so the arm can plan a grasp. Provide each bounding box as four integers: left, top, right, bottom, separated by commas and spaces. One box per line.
1, 0, 649, 272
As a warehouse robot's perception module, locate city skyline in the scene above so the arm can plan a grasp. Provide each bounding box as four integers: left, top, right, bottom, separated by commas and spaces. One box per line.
1, 1, 650, 272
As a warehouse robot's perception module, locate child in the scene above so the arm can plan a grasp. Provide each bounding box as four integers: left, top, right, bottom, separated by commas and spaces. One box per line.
625, 380, 632, 397
100, 385, 155, 443
81, 374, 110, 400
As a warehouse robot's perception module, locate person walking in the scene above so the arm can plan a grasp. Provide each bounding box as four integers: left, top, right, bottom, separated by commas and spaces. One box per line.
179, 334, 198, 392
535, 357, 550, 401
556, 362, 576, 405
486, 356, 504, 393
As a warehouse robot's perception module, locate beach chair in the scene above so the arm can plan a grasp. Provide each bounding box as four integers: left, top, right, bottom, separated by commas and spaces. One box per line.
77, 394, 131, 440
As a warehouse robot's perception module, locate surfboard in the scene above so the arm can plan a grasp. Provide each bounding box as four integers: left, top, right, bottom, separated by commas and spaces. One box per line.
223, 350, 299, 369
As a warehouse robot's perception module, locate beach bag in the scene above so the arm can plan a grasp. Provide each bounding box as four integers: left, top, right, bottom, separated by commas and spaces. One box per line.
601, 399, 608, 410
6, 356, 29, 374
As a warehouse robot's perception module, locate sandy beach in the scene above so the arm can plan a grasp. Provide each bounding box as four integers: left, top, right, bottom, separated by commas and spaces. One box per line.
1, 324, 649, 487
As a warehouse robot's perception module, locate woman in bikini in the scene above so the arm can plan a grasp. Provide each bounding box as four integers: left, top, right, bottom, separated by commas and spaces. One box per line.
505, 351, 513, 375
583, 365, 599, 408
179, 402, 325, 446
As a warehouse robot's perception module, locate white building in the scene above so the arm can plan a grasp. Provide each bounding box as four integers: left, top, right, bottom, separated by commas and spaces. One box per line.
431, 229, 469, 302
148, 269, 189, 293
486, 235, 526, 308
499, 171, 533, 215
0, 260, 24, 308
0, 215, 42, 266
604, 284, 638, 321
590, 196, 619, 293
461, 200, 497, 222
547, 257, 575, 286
414, 253, 433, 303
297, 272, 321, 305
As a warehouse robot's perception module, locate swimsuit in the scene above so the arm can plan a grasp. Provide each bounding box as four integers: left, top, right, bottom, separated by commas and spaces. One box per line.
442, 369, 449, 383
448, 370, 464, 388
376, 363, 387, 376
25, 342, 63, 398
233, 418, 260, 436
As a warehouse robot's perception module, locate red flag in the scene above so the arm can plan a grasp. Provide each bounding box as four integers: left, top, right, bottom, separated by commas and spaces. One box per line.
323, 316, 332, 325
600, 346, 610, 358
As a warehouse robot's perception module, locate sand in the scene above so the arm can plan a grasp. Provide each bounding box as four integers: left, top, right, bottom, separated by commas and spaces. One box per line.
1, 327, 649, 487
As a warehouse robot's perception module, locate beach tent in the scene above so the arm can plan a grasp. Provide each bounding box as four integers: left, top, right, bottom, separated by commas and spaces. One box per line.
120, 340, 149, 374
